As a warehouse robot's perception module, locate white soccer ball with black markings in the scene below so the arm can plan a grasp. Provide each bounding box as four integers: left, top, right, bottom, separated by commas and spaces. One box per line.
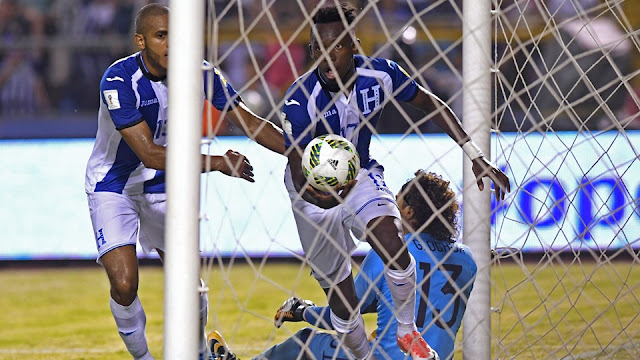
301, 134, 360, 192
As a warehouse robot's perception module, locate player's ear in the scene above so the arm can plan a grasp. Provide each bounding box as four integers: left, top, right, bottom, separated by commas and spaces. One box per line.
405, 206, 415, 222
353, 38, 360, 54
135, 33, 145, 50
399, 202, 415, 224
309, 42, 315, 60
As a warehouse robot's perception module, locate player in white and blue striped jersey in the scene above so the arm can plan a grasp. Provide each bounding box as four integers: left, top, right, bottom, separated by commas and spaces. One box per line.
208, 171, 476, 360
281, 3, 507, 360
85, 4, 284, 360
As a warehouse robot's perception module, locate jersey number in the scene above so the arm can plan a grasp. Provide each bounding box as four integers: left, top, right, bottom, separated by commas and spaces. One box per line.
416, 262, 463, 329
154, 119, 167, 139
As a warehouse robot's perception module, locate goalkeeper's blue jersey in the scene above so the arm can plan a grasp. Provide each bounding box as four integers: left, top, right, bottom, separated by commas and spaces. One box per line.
356, 233, 477, 360
281, 55, 418, 169
85, 52, 239, 195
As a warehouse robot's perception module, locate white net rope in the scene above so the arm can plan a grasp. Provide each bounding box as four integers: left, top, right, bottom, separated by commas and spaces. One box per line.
492, 0, 640, 358
197, 0, 640, 359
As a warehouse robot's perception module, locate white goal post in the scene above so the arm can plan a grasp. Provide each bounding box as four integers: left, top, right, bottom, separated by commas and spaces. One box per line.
462, 0, 492, 359
165, 1, 204, 359
166, 0, 640, 359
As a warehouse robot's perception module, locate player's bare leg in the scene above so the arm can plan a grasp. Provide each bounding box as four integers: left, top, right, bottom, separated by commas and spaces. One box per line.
323, 273, 371, 359
102, 245, 154, 360
367, 216, 435, 360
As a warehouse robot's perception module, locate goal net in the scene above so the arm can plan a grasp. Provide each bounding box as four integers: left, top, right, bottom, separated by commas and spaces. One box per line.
193, 0, 640, 359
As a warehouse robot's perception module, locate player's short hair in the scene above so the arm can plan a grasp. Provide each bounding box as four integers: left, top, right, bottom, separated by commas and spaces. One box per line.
401, 170, 459, 242
312, 2, 357, 25
135, 3, 169, 35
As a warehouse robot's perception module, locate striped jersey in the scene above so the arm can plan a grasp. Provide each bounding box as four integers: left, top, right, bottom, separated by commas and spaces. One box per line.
356, 233, 477, 360
282, 55, 418, 169
85, 52, 239, 195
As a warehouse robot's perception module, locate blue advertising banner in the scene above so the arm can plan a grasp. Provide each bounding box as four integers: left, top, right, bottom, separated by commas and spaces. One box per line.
1, 132, 638, 260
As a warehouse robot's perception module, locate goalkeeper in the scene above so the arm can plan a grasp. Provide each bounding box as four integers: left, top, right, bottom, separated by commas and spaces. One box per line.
281, 3, 508, 360
209, 171, 477, 360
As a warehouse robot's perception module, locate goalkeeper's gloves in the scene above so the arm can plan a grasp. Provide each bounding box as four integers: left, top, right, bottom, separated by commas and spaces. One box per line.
274, 297, 316, 328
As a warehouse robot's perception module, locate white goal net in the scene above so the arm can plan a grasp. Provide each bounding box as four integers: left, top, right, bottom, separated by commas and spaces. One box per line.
192, 0, 640, 359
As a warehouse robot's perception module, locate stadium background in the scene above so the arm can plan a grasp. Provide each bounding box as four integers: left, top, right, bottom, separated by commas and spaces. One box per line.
2, 0, 640, 139
2, 1, 640, 359
2, 0, 640, 260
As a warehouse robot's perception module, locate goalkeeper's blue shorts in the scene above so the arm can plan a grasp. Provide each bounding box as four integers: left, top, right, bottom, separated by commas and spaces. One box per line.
254, 327, 352, 360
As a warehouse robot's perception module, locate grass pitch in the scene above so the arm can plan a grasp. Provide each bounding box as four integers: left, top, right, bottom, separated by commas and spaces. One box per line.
1, 260, 639, 359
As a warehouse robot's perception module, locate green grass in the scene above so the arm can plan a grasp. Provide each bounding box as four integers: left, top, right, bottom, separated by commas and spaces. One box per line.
1, 260, 639, 359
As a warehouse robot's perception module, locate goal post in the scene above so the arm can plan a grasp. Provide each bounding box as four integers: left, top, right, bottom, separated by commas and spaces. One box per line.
462, 0, 493, 359
165, 0, 204, 359
170, 0, 640, 359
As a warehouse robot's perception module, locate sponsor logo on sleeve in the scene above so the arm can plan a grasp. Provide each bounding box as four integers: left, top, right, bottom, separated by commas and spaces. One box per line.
106, 76, 125, 82
103, 90, 121, 110
140, 98, 159, 107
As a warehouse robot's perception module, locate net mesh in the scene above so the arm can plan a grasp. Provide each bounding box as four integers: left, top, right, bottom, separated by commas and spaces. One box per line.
197, 0, 640, 359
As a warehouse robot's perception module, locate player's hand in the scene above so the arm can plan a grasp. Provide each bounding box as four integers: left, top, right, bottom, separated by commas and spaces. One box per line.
471, 157, 510, 201
274, 297, 316, 328
303, 179, 357, 209
217, 149, 255, 183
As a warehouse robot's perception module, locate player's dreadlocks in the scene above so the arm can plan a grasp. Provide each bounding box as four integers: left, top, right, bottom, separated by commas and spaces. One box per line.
401, 170, 460, 242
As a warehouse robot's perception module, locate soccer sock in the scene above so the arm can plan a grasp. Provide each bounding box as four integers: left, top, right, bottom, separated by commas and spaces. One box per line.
330, 310, 371, 359
385, 254, 418, 336
199, 279, 209, 354
110, 296, 154, 360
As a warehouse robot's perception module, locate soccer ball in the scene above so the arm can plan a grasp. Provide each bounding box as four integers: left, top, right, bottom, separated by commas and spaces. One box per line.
301, 134, 360, 192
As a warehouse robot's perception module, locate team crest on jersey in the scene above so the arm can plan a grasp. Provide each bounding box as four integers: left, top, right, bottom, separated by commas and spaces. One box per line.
103, 90, 121, 110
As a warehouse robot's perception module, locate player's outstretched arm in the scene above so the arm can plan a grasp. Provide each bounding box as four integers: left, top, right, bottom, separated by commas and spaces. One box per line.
119, 121, 254, 181
227, 101, 286, 155
408, 85, 511, 200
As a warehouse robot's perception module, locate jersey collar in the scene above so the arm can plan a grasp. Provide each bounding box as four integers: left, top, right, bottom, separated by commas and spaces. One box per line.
137, 52, 166, 82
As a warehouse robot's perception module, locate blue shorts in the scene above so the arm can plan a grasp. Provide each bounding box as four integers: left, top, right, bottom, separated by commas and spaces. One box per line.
255, 328, 354, 360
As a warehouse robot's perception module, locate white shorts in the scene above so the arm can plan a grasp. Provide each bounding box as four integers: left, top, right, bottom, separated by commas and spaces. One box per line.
87, 191, 166, 264
284, 165, 401, 288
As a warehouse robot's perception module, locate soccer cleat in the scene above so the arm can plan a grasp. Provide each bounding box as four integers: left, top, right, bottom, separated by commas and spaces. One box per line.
396, 330, 439, 360
207, 331, 237, 360
273, 297, 316, 328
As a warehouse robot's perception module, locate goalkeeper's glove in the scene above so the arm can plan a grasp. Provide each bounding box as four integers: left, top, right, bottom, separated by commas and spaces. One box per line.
274, 297, 316, 328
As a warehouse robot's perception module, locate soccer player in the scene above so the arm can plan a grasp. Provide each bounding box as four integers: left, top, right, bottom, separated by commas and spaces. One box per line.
84, 4, 284, 360
207, 171, 477, 360
281, 3, 508, 360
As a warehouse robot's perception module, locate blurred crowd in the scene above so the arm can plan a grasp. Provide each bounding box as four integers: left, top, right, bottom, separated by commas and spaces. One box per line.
1, 0, 639, 137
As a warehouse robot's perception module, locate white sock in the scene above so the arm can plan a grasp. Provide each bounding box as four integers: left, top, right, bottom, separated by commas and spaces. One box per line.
330, 310, 370, 359
110, 296, 154, 360
199, 279, 209, 354
385, 254, 418, 337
